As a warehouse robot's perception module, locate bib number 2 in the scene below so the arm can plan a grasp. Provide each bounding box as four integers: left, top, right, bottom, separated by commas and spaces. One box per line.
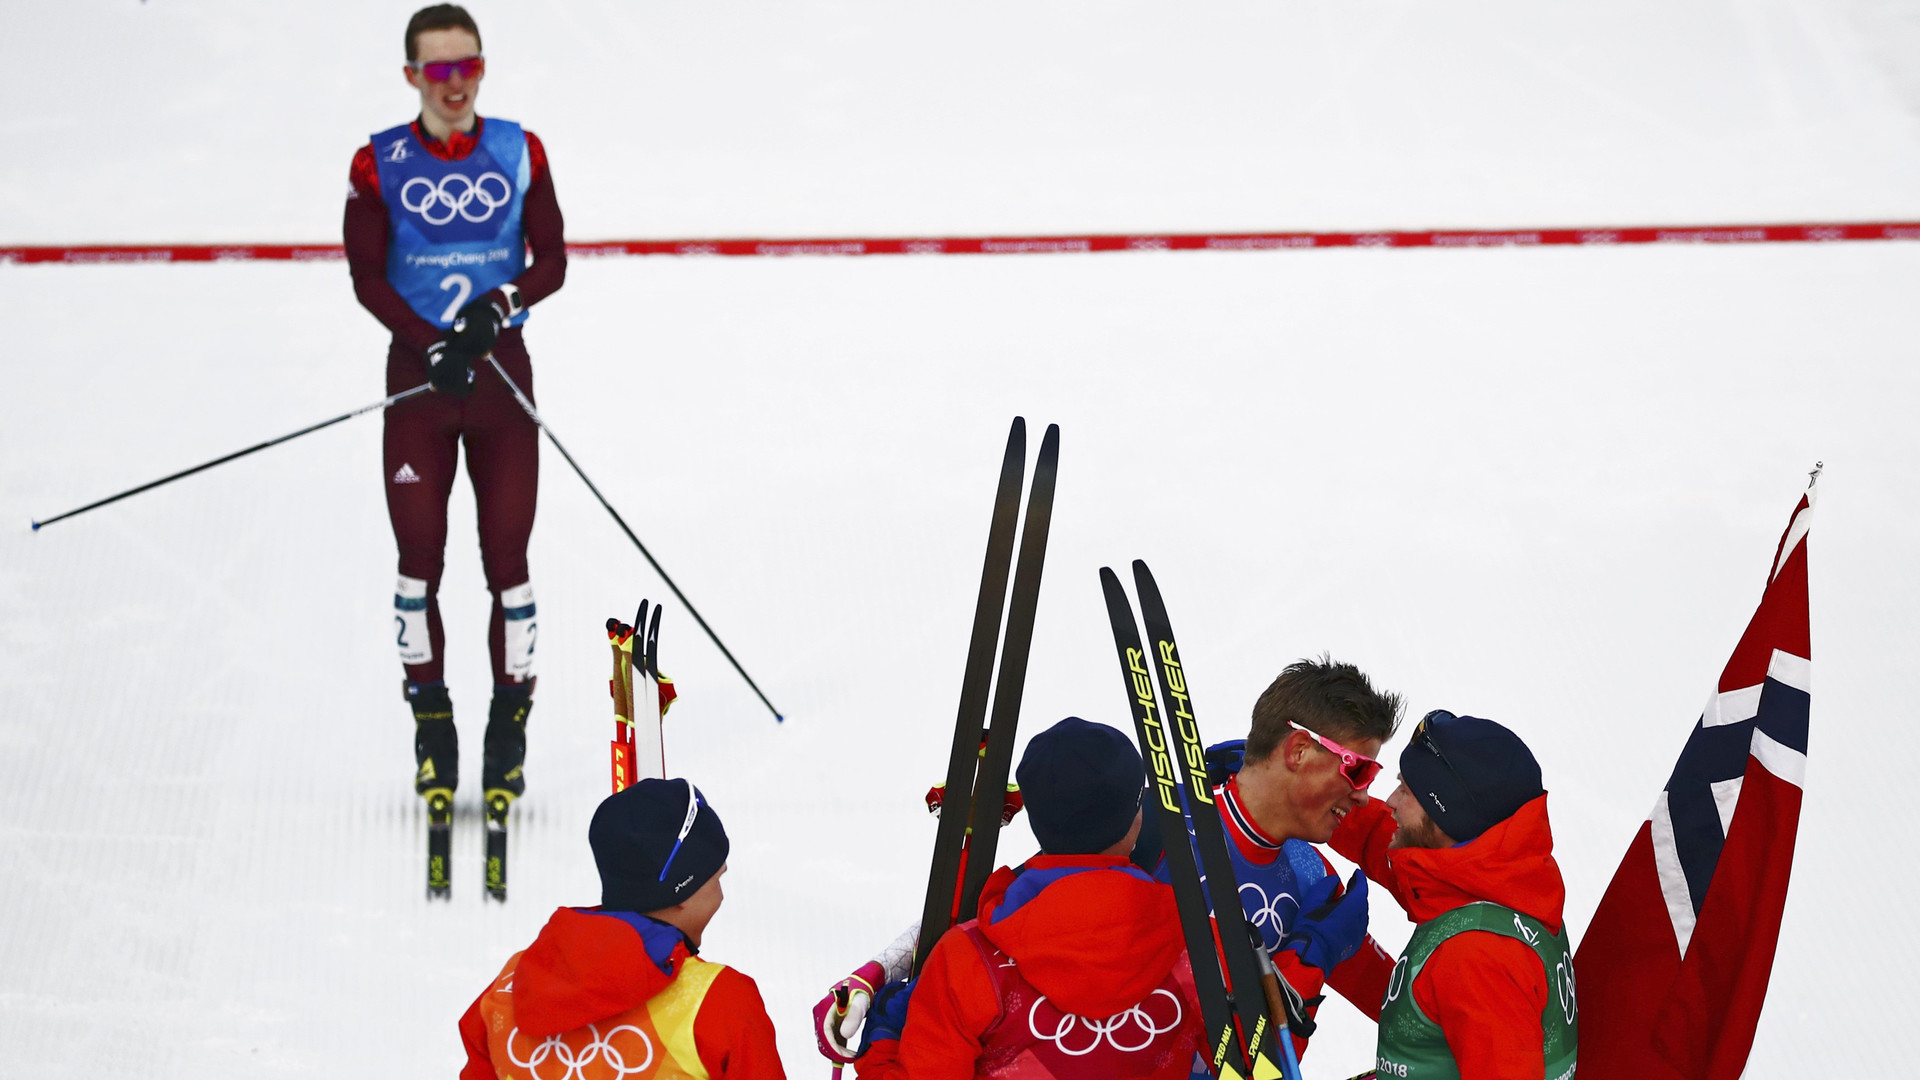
438, 272, 473, 324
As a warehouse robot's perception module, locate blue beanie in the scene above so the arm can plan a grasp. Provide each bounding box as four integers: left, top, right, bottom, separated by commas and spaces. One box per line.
590, 778, 730, 913
1400, 711, 1544, 843
1016, 717, 1145, 855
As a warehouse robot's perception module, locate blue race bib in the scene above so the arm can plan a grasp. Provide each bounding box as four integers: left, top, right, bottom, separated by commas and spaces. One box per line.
373, 117, 531, 329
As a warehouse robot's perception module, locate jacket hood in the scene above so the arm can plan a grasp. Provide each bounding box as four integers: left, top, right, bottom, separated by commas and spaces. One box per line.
976, 854, 1186, 1017
511, 907, 693, 1038
1383, 794, 1565, 932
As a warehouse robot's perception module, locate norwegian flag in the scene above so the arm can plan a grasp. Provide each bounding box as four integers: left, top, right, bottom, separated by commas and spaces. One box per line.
1574, 469, 1817, 1079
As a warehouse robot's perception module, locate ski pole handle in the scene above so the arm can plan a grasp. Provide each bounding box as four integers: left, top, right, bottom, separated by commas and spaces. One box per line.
609, 617, 638, 793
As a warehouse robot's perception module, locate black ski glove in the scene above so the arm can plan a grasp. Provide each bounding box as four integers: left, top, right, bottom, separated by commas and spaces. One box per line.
425, 339, 475, 396
445, 296, 504, 363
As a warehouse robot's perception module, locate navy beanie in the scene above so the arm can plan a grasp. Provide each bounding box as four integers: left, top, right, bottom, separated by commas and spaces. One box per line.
590, 778, 730, 913
1400, 711, 1544, 843
1016, 717, 1145, 856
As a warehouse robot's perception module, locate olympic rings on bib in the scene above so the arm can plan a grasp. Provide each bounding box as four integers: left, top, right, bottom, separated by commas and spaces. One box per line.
505, 1020, 656, 1080
1239, 880, 1299, 952
399, 171, 514, 226
1026, 989, 1184, 1056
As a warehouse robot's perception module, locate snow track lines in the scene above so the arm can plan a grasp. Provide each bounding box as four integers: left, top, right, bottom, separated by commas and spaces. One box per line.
7, 221, 1920, 264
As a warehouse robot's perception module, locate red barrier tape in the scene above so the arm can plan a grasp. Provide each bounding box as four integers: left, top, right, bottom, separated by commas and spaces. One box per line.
6, 222, 1920, 264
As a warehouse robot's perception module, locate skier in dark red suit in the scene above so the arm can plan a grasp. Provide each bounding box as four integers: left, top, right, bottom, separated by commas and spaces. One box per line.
344, 4, 566, 826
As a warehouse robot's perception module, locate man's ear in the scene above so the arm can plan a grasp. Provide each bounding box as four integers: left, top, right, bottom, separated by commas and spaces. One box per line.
1282, 729, 1310, 772
403, 66, 420, 90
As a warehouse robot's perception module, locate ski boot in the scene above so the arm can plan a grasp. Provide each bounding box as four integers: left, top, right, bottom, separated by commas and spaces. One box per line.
408, 681, 457, 900
482, 680, 534, 901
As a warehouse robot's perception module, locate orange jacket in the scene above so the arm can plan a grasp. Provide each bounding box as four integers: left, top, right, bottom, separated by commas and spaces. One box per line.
1330, 795, 1566, 1080
459, 907, 785, 1080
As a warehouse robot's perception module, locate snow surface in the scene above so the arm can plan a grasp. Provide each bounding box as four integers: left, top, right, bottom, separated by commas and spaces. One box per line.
3, 3, 1919, 1078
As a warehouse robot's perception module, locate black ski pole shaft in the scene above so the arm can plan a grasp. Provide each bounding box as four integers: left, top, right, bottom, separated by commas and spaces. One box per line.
483, 355, 784, 722
31, 383, 432, 531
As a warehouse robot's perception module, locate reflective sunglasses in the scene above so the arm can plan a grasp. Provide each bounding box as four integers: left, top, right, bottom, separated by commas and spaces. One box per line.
411, 55, 485, 82
1288, 720, 1383, 789
657, 782, 702, 883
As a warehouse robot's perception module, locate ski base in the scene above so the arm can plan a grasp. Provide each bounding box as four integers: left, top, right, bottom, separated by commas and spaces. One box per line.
426, 789, 453, 900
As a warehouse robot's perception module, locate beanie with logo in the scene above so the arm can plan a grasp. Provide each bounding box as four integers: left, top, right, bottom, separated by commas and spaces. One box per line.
1399, 710, 1544, 843
590, 777, 729, 913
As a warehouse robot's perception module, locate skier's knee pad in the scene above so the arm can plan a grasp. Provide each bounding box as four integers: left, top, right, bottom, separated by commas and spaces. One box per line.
500, 582, 537, 681
395, 575, 432, 666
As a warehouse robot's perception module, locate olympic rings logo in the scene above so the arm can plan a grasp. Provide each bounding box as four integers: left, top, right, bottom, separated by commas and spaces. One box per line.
506, 1021, 655, 1080
1027, 989, 1183, 1056
1239, 881, 1298, 952
400, 171, 513, 226
1556, 955, 1578, 1024
1385, 955, 1410, 1004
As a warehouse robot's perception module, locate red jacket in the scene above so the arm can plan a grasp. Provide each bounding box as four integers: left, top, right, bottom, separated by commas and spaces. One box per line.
458, 907, 785, 1080
859, 854, 1203, 1080
1330, 795, 1566, 1080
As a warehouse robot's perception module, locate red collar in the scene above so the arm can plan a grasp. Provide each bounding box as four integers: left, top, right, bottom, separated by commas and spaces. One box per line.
1220, 775, 1284, 862
411, 116, 483, 161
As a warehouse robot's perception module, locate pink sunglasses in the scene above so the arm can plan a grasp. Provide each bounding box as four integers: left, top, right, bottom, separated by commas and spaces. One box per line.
1289, 720, 1383, 789
411, 55, 485, 82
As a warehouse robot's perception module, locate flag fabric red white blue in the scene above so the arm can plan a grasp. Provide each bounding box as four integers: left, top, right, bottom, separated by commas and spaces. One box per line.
1574, 469, 1817, 1080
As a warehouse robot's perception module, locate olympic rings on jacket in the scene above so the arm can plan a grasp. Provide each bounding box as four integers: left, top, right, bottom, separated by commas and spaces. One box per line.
399, 171, 514, 226
1026, 989, 1184, 1056
505, 1020, 656, 1080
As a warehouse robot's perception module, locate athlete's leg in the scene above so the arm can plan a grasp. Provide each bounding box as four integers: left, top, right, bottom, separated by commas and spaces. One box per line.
464, 330, 540, 799
384, 341, 465, 792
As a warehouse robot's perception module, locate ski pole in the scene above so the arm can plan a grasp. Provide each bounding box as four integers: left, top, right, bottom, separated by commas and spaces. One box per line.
31, 383, 432, 530
483, 354, 785, 723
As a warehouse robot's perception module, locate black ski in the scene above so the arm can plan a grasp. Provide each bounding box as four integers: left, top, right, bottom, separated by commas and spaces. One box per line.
1132, 560, 1286, 1080
955, 422, 1058, 922
914, 418, 1027, 975
643, 601, 665, 775
1100, 567, 1244, 1076
1102, 563, 1285, 1080
427, 790, 453, 900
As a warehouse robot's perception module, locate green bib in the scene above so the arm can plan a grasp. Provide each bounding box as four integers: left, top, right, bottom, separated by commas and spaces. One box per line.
1375, 902, 1577, 1080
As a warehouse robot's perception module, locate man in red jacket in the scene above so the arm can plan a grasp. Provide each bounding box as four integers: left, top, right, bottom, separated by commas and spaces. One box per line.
858, 717, 1205, 1080
346, 4, 567, 832
459, 778, 786, 1079
1330, 710, 1577, 1080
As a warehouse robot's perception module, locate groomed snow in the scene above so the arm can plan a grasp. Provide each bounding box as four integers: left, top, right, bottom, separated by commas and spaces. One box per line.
3, 3, 1918, 1078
